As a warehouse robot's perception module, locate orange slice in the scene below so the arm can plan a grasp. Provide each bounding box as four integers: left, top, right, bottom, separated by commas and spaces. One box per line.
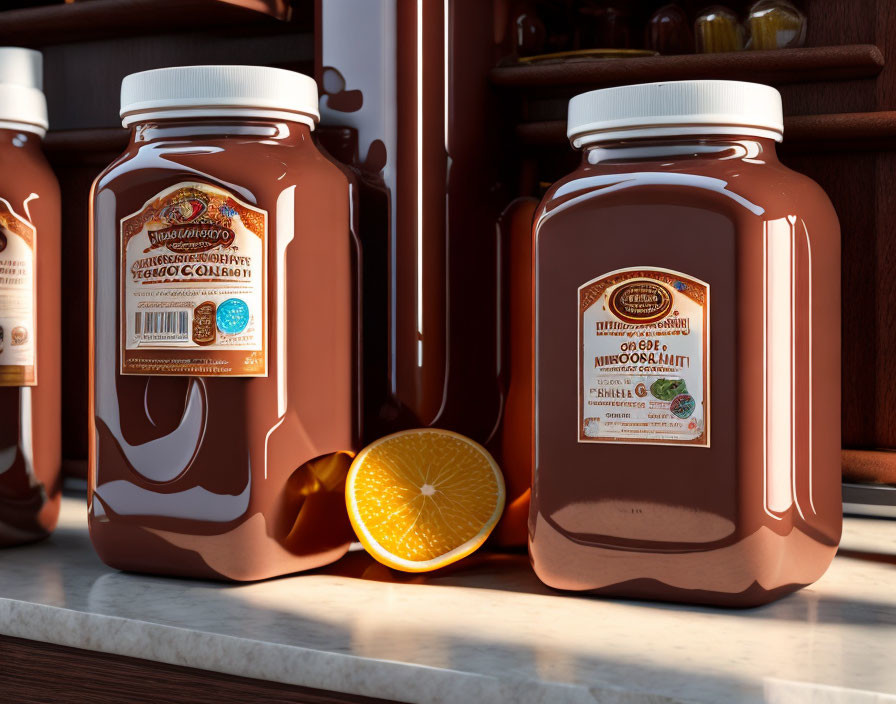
345, 429, 506, 572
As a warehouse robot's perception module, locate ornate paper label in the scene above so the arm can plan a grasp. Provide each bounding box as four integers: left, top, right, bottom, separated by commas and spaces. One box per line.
579, 267, 709, 446
120, 182, 267, 376
0, 198, 36, 386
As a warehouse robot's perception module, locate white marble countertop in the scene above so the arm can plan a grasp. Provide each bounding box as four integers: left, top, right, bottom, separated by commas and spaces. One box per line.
0, 495, 894, 704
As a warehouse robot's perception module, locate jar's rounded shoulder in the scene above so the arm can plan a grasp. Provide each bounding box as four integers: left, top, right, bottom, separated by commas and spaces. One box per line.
93, 150, 133, 195
94, 140, 349, 211
535, 161, 837, 228
0, 146, 59, 202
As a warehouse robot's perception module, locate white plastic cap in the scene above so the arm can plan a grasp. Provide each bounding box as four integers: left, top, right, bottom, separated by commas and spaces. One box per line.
567, 80, 784, 147
120, 65, 320, 129
0, 47, 48, 136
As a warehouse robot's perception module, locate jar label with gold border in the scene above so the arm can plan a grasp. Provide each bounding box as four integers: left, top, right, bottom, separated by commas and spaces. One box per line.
578, 267, 709, 446
0, 197, 36, 386
120, 182, 267, 376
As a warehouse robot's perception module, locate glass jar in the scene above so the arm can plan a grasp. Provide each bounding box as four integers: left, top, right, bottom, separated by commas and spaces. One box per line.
695, 5, 746, 53
89, 66, 358, 580
747, 0, 807, 50
646, 4, 694, 55
530, 80, 841, 606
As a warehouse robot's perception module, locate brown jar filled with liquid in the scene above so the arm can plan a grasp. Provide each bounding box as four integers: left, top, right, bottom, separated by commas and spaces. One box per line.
0, 48, 61, 547
530, 81, 841, 606
89, 66, 358, 580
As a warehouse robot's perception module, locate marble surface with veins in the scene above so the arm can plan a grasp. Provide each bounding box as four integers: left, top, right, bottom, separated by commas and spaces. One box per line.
0, 496, 894, 703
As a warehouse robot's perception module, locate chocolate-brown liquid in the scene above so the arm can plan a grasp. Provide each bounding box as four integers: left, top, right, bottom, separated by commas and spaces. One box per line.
530, 137, 841, 606
89, 119, 358, 580
0, 128, 61, 547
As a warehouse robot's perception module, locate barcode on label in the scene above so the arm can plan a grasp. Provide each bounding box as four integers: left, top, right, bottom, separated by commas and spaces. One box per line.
135, 310, 189, 342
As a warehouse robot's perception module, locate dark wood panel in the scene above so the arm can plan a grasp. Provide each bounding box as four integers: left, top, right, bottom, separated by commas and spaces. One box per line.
786, 112, 896, 150
44, 127, 128, 162
50, 161, 102, 465
0, 0, 294, 46
45, 128, 124, 467
491, 45, 884, 90
869, 149, 896, 448
41, 31, 313, 131
0, 634, 399, 704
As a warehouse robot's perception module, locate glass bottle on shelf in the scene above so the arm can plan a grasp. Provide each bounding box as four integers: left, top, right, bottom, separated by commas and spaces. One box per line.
575, 1, 634, 50
646, 4, 695, 55
695, 5, 746, 53
747, 0, 807, 50
510, 1, 547, 57
539, 0, 576, 54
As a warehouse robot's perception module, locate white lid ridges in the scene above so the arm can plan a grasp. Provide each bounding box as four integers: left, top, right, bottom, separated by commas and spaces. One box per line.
120, 65, 320, 129
567, 80, 784, 147
0, 47, 48, 135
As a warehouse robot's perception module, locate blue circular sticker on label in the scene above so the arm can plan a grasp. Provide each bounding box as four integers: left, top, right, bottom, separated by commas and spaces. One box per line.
670, 393, 696, 419
216, 298, 250, 335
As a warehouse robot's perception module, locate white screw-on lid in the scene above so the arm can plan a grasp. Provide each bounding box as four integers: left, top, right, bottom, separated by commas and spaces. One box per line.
120, 65, 320, 129
0, 47, 48, 136
567, 80, 784, 147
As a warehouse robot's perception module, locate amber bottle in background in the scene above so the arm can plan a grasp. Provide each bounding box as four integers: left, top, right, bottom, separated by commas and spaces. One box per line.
530, 81, 841, 606
316, 0, 504, 445
495, 197, 538, 546
0, 48, 61, 547
509, 1, 547, 57
89, 66, 357, 580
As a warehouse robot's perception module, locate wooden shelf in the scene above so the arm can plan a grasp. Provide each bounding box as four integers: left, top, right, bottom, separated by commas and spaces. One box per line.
0, 0, 293, 46
843, 449, 896, 487
515, 112, 896, 151
785, 111, 896, 149
491, 45, 884, 90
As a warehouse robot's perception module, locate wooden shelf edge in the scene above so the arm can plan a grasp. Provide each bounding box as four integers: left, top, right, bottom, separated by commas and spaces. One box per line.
786, 112, 896, 144
515, 112, 896, 150
843, 449, 896, 487
492, 44, 884, 89
0, 0, 293, 46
